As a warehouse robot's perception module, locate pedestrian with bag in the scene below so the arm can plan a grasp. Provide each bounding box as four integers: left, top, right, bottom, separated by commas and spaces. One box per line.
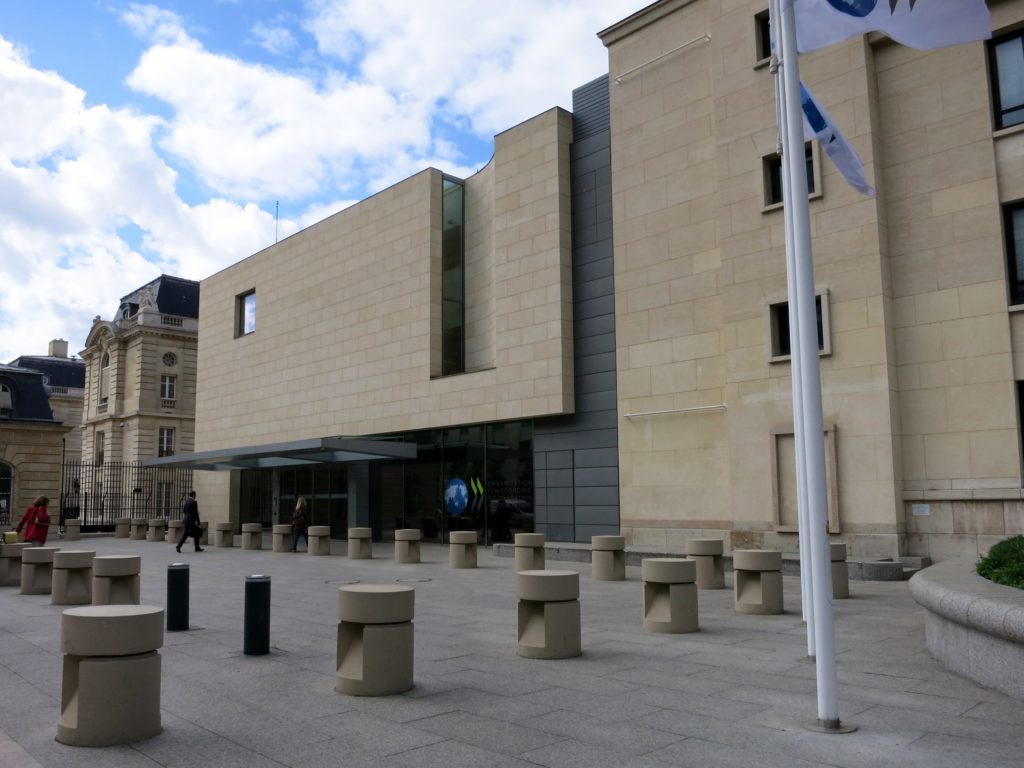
176, 490, 204, 553
15, 496, 51, 545
290, 497, 309, 552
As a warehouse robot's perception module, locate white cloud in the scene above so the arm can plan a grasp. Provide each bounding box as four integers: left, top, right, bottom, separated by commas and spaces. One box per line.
251, 23, 298, 55
120, 3, 190, 46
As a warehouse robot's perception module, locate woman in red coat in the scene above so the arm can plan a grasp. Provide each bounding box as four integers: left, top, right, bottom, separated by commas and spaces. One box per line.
16, 496, 51, 545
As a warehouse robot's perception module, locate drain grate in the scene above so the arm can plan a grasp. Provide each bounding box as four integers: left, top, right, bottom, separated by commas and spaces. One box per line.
396, 577, 431, 583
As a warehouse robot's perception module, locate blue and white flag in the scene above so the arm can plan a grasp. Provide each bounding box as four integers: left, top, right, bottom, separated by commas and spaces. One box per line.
800, 82, 874, 197
793, 0, 991, 52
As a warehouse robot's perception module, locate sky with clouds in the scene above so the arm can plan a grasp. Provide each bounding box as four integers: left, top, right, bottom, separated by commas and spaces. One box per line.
0, 0, 641, 363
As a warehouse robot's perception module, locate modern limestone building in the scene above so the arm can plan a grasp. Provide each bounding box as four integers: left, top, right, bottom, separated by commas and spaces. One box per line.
78, 275, 199, 522
155, 0, 1024, 561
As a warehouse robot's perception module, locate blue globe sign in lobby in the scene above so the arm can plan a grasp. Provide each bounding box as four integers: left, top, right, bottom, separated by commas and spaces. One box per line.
445, 478, 469, 516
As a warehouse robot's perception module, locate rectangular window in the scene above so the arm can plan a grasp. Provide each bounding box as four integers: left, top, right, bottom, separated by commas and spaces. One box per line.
764, 143, 815, 206
1004, 201, 1024, 305
158, 427, 175, 458
160, 374, 176, 400
990, 30, 1024, 130
441, 177, 465, 376
754, 9, 771, 63
236, 290, 256, 336
769, 293, 830, 361
0, 383, 11, 417
96, 431, 105, 465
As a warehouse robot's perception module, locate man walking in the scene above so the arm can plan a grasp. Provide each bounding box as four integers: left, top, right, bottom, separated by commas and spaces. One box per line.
176, 490, 204, 553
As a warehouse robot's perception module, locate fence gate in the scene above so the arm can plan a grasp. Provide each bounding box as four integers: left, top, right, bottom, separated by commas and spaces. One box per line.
60, 460, 194, 531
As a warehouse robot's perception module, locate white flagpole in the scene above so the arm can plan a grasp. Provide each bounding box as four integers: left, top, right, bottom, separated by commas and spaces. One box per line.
778, 0, 850, 732
769, 0, 814, 661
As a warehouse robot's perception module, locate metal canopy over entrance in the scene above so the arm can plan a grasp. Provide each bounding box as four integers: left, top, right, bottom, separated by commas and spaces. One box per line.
143, 437, 417, 471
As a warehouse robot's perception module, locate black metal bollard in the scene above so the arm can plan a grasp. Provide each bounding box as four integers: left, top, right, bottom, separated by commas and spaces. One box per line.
244, 574, 271, 655
167, 563, 189, 631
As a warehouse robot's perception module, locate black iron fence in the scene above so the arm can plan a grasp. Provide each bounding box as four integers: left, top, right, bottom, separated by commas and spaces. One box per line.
60, 460, 194, 531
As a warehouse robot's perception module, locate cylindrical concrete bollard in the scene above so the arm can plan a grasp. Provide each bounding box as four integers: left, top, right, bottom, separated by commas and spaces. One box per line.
167, 520, 184, 544
52, 550, 95, 606
20, 547, 59, 595
92, 555, 142, 605
0, 542, 31, 586
131, 518, 147, 540
347, 527, 372, 559
114, 517, 131, 538
146, 519, 166, 542
686, 539, 726, 589
394, 529, 422, 564
63, 519, 81, 542
336, 584, 415, 696
214, 522, 234, 548
244, 574, 271, 655
514, 533, 545, 571
591, 535, 626, 581
831, 542, 850, 599
241, 523, 262, 550
272, 524, 291, 553
733, 549, 784, 615
308, 526, 331, 556
167, 563, 189, 632
516, 570, 581, 659
641, 558, 698, 633
449, 531, 478, 569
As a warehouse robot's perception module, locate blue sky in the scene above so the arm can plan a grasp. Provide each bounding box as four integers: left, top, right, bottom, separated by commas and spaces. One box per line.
0, 0, 640, 362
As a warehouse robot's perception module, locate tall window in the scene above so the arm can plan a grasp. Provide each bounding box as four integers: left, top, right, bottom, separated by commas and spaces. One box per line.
764, 143, 815, 206
990, 30, 1024, 130
1005, 201, 1024, 305
158, 427, 175, 458
236, 290, 256, 336
99, 352, 110, 405
157, 482, 173, 517
0, 462, 11, 527
441, 178, 465, 375
754, 9, 771, 63
0, 383, 11, 417
96, 431, 105, 465
160, 375, 177, 400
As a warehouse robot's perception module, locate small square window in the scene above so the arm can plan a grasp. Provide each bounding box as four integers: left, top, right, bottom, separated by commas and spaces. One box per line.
236, 290, 256, 337
989, 30, 1024, 131
763, 143, 816, 207
1004, 201, 1024, 305
754, 10, 772, 64
768, 292, 831, 362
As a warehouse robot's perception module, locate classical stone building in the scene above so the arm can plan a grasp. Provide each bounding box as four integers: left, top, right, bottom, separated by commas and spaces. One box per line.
9, 339, 86, 462
80, 275, 198, 521
154, 0, 1024, 561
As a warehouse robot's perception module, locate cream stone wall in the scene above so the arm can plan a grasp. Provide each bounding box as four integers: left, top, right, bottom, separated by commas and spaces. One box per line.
195, 108, 574, 459
0, 422, 67, 527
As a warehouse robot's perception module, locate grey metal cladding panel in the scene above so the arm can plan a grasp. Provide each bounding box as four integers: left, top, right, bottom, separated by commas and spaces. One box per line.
576, 351, 616, 374
574, 224, 598, 248
534, 487, 546, 505
534, 452, 546, 470
546, 469, 574, 488
571, 76, 610, 141
574, 238, 613, 266
576, 332, 615, 358
561, 409, 617, 431
547, 487, 574, 506
574, 276, 614, 304
574, 466, 618, 487
546, 451, 573, 469
544, 506, 575, 526
576, 295, 615, 321
570, 147, 612, 177
543, 524, 576, 542
595, 181, 612, 206
573, 447, 619, 468
575, 523, 620, 541
534, 427, 619, 452
573, 256, 613, 285
574, 486, 620, 507
571, 132, 611, 160
575, 370, 617, 395
574, 506, 621, 526
576, 389, 616, 413
575, 314, 615, 340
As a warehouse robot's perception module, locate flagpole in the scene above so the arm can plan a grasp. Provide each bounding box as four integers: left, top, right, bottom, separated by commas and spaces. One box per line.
778, 0, 853, 733
769, 0, 814, 661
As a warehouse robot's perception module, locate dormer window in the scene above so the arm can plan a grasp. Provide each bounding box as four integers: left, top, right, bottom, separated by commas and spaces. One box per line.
0, 383, 12, 417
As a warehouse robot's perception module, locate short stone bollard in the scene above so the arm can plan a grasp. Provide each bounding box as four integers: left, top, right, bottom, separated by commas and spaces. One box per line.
92, 555, 141, 605
733, 550, 784, 615
641, 558, 698, 633
57, 605, 164, 747
130, 518, 147, 540
514, 533, 545, 571
272, 524, 291, 552
394, 529, 421, 564
308, 526, 332, 556
213, 522, 234, 548
63, 519, 81, 542
449, 531, 478, 568
167, 520, 184, 544
146, 519, 166, 542
347, 528, 372, 559
687, 538, 726, 590
20, 547, 60, 595
336, 585, 414, 696
591, 535, 626, 581
516, 570, 581, 659
114, 517, 131, 538
0, 542, 31, 586
831, 542, 850, 599
52, 551, 95, 606
241, 523, 263, 550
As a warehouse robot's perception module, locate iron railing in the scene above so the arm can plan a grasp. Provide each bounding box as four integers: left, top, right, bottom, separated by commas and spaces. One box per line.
59, 460, 194, 531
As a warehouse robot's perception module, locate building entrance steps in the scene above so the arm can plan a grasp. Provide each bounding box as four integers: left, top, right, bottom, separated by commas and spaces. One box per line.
91, 555, 141, 605
336, 584, 414, 696
56, 604, 164, 747
516, 570, 581, 660
591, 535, 625, 581
0, 542, 31, 586
641, 557, 698, 633
514, 533, 545, 571
52, 550, 95, 605
394, 529, 422, 564
733, 549, 784, 615
347, 528, 372, 559
449, 531, 478, 568
20, 547, 60, 595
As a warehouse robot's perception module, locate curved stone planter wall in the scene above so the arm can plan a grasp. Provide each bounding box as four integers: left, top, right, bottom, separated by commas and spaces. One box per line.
909, 558, 1024, 702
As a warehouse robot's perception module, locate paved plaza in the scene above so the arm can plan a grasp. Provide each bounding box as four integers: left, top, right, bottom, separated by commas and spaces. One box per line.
2, 536, 1023, 768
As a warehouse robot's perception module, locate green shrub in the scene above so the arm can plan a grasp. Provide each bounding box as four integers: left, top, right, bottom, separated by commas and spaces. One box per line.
977, 535, 1024, 589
